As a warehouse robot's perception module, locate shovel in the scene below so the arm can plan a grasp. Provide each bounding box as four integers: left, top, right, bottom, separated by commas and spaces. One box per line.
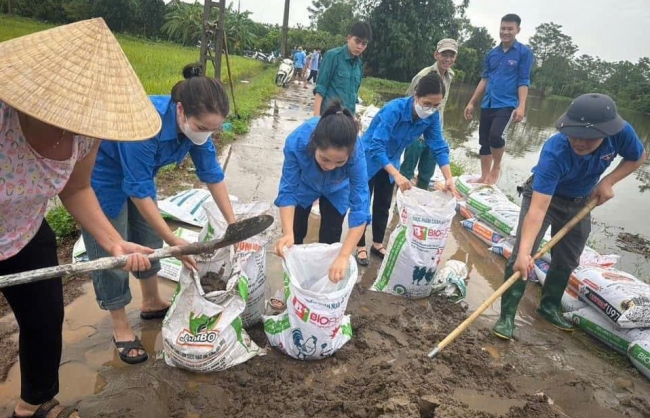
0, 214, 274, 289
428, 198, 598, 358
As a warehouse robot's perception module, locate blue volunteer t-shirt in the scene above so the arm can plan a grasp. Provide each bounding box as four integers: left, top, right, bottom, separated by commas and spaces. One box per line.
91, 95, 225, 218
532, 122, 645, 198
361, 96, 450, 181
294, 51, 306, 69
274, 117, 371, 228
481, 40, 534, 109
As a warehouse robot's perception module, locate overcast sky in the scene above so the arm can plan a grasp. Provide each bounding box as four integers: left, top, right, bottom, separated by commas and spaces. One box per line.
225, 0, 649, 62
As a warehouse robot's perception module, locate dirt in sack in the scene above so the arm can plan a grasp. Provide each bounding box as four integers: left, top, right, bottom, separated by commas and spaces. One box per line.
372, 188, 456, 299
162, 264, 260, 373
198, 199, 278, 328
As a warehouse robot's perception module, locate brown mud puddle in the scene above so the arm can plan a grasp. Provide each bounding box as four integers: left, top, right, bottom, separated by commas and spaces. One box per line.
617, 232, 650, 258
0, 234, 87, 381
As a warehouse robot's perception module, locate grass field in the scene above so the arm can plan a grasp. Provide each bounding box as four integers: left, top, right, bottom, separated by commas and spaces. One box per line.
360, 77, 411, 106
0, 15, 279, 134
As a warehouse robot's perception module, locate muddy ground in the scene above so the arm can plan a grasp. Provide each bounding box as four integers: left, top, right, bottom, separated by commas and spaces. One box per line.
1, 85, 649, 417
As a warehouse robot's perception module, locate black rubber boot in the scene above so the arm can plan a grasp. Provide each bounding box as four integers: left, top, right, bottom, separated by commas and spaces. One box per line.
492, 262, 527, 340
537, 268, 575, 331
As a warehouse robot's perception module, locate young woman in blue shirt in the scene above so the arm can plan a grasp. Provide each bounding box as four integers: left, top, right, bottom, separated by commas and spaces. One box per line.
355, 72, 458, 265
83, 64, 237, 364
275, 102, 370, 282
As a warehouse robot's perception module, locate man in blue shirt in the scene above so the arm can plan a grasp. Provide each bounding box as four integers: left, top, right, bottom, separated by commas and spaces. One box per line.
293, 47, 307, 85
492, 93, 647, 341
305, 47, 321, 87
463, 14, 534, 185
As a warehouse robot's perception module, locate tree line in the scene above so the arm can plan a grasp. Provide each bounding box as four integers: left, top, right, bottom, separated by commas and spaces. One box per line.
2, 0, 648, 113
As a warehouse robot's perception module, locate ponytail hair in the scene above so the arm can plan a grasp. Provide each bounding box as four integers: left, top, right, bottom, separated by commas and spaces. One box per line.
171, 63, 230, 118
415, 71, 446, 98
308, 101, 358, 155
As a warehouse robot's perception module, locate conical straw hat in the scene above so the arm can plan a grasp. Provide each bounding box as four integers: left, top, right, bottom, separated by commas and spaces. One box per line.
0, 18, 161, 141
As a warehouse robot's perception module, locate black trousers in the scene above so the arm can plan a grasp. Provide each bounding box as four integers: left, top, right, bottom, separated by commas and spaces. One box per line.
358, 169, 394, 247
0, 221, 63, 405
293, 196, 345, 244
307, 70, 318, 83
478, 107, 514, 155
510, 177, 591, 272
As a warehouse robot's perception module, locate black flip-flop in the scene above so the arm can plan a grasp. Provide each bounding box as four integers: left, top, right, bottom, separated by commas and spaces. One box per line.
355, 249, 369, 266
12, 398, 77, 418
370, 246, 386, 259
140, 306, 169, 320
113, 336, 148, 365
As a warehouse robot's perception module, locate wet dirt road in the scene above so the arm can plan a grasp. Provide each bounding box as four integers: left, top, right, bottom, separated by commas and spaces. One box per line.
1, 83, 649, 417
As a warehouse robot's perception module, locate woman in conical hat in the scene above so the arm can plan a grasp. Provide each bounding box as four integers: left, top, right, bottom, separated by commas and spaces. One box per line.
0, 18, 161, 418
83, 62, 237, 366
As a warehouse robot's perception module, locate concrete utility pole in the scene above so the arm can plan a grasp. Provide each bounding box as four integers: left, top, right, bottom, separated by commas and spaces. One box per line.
199, 0, 226, 79
281, 0, 290, 57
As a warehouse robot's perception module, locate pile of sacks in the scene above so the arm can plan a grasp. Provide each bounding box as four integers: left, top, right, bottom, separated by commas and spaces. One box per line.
455, 175, 650, 380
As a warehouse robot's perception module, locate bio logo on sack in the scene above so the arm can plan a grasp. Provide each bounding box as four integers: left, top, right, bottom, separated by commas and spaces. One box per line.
292, 296, 339, 327
412, 223, 450, 241
176, 312, 221, 347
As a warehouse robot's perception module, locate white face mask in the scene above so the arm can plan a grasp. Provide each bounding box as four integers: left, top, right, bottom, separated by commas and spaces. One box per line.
414, 101, 437, 119
181, 116, 212, 146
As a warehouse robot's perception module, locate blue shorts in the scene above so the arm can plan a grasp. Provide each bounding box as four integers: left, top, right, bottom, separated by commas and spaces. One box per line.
82, 199, 163, 311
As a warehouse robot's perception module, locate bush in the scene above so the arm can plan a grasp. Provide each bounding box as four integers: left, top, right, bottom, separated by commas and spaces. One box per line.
46, 205, 78, 242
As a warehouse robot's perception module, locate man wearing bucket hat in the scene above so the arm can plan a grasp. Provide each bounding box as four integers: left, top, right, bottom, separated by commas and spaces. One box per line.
0, 18, 160, 418
400, 38, 458, 191
492, 93, 647, 340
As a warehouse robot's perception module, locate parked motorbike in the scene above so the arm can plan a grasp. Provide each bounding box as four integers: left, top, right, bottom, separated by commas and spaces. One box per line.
275, 58, 295, 87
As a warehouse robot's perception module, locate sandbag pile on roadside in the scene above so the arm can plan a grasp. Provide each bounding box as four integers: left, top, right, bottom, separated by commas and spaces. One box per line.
454, 174, 650, 380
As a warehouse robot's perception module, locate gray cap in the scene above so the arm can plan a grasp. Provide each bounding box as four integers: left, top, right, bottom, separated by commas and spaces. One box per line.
556, 93, 626, 139
437, 38, 458, 53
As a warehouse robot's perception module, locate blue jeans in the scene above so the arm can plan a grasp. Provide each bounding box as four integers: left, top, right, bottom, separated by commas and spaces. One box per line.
82, 199, 162, 311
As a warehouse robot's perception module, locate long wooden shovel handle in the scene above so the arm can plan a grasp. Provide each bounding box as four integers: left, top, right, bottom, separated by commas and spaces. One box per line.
0, 214, 274, 289
428, 198, 598, 358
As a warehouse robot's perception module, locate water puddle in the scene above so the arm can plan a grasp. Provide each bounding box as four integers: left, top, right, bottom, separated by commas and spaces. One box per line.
453, 388, 526, 415
0, 278, 176, 411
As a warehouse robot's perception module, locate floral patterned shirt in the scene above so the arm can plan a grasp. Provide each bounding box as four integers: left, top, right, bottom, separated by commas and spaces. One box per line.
0, 101, 96, 260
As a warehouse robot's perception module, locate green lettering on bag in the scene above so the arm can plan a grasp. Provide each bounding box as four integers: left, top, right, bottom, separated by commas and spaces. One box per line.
263, 314, 291, 335
374, 228, 406, 291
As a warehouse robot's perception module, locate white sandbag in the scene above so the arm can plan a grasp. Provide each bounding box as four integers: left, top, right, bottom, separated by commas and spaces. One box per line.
534, 260, 587, 312
158, 189, 238, 227
158, 228, 201, 282
466, 185, 511, 214
162, 263, 260, 372
580, 246, 620, 268
199, 199, 277, 328
489, 239, 515, 259
431, 260, 468, 303
263, 243, 356, 360
461, 218, 505, 246
564, 307, 650, 355
455, 201, 473, 219
454, 175, 482, 198
372, 189, 456, 299
574, 266, 650, 329
359, 105, 380, 135
72, 235, 88, 263
477, 202, 521, 236
628, 340, 650, 380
